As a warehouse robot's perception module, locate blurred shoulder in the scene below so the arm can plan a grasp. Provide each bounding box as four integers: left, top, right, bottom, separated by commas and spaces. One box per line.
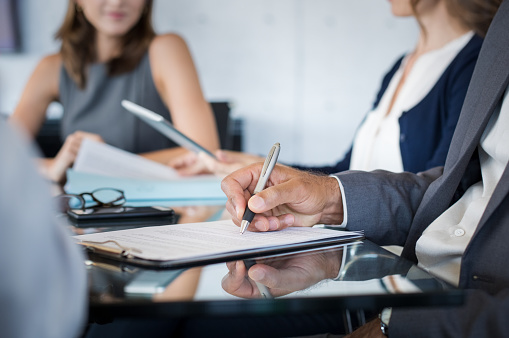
36, 53, 63, 73
149, 33, 190, 56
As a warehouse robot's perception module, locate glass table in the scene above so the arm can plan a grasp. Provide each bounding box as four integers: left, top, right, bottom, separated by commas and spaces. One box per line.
68, 206, 462, 324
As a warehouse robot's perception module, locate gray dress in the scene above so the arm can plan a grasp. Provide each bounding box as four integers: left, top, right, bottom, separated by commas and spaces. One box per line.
59, 53, 177, 153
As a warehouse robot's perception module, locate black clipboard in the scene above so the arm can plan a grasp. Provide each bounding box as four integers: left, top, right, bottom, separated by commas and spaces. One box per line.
75, 222, 364, 269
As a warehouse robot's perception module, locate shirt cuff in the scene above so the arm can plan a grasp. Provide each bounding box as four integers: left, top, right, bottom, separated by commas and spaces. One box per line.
332, 243, 349, 281
329, 175, 348, 227
381, 307, 392, 325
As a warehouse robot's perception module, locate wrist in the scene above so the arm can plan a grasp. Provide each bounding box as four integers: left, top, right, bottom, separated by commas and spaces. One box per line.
379, 307, 392, 336
323, 250, 343, 279
320, 176, 343, 224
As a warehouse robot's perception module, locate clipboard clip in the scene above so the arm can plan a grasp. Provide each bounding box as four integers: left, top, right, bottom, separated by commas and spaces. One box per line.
79, 240, 143, 259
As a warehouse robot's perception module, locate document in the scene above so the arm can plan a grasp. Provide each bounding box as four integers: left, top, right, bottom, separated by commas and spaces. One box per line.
75, 220, 364, 268
66, 139, 226, 205
73, 139, 180, 180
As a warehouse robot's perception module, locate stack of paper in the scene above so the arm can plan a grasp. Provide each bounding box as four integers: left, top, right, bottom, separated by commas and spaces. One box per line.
65, 139, 226, 206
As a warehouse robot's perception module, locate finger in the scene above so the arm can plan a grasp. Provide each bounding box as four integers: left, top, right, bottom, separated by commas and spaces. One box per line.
168, 152, 196, 169
266, 214, 294, 231
221, 164, 262, 219
225, 198, 242, 225
177, 160, 205, 176
221, 261, 256, 297
216, 149, 238, 163
249, 264, 310, 293
222, 163, 262, 193
251, 215, 270, 232
225, 260, 236, 271
198, 151, 217, 169
225, 189, 252, 223
250, 177, 303, 213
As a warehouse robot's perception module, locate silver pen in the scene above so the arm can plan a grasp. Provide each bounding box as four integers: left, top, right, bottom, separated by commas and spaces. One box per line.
240, 142, 281, 234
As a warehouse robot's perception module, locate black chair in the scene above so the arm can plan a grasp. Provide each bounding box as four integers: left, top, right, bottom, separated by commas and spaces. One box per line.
35, 102, 243, 157
35, 118, 62, 157
209, 101, 243, 151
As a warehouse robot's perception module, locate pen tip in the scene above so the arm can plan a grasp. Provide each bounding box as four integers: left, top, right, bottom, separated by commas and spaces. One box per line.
240, 220, 249, 234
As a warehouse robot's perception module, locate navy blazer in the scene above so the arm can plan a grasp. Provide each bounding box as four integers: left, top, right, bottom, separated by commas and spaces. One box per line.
295, 35, 483, 174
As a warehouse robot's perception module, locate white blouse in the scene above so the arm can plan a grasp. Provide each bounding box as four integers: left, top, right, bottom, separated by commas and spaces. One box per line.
349, 32, 474, 172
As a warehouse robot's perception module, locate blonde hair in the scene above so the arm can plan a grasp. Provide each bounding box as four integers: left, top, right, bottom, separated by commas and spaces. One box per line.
55, 0, 155, 88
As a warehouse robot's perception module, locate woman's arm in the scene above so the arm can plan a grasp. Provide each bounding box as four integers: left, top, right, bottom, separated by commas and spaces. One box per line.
10, 54, 61, 137
10, 55, 104, 183
147, 34, 220, 163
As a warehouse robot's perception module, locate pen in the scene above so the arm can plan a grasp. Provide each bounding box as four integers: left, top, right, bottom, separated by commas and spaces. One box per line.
243, 259, 273, 299
240, 142, 281, 234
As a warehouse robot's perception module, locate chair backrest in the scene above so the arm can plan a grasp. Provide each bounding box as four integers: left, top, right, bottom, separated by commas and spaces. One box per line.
210, 101, 235, 150
35, 118, 61, 157
34, 102, 243, 157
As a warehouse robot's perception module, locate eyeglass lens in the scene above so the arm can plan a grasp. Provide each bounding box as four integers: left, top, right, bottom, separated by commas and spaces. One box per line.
91, 188, 124, 204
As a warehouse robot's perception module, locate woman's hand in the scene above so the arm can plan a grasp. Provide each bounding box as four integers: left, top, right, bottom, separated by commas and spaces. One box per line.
168, 149, 264, 178
43, 131, 103, 183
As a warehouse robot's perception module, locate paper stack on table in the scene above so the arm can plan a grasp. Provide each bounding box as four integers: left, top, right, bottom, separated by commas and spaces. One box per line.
65, 139, 226, 206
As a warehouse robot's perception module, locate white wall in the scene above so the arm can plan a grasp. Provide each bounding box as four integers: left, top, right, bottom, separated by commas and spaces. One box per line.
0, 0, 418, 165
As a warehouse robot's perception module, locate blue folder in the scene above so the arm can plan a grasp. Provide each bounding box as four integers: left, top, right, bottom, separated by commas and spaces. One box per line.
65, 169, 227, 207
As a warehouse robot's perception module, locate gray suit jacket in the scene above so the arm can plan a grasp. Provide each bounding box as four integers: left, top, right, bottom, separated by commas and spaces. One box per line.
336, 1, 509, 336
0, 120, 87, 338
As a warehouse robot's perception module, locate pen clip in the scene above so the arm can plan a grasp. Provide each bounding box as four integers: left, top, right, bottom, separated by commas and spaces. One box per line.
253, 143, 280, 194
260, 145, 277, 177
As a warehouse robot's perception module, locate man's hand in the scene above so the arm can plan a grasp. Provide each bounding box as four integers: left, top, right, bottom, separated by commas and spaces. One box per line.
222, 249, 342, 298
221, 164, 343, 232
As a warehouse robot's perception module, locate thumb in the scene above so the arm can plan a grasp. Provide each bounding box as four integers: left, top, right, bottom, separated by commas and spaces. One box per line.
248, 179, 301, 213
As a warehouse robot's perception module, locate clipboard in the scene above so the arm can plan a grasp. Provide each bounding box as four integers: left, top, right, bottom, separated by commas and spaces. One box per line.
75, 221, 364, 269
121, 100, 216, 159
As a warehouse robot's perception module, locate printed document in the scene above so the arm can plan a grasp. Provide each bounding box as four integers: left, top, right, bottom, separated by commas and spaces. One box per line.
73, 138, 180, 180
75, 220, 363, 264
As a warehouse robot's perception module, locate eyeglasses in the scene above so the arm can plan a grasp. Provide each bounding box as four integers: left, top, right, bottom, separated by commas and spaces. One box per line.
56, 188, 126, 211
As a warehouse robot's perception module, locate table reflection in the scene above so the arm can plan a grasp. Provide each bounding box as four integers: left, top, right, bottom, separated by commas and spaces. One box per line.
75, 205, 461, 321
86, 241, 454, 307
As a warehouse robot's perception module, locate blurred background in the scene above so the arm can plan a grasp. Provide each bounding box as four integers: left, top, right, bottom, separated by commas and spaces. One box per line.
0, 0, 418, 166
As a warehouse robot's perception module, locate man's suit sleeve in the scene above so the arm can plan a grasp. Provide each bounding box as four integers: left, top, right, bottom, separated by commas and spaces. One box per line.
334, 167, 443, 246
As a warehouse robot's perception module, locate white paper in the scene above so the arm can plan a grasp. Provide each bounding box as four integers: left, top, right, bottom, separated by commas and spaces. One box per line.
74, 220, 362, 262
73, 139, 180, 180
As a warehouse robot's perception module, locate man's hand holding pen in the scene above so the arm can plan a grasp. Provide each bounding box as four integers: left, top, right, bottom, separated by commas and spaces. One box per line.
222, 249, 343, 298
221, 164, 344, 232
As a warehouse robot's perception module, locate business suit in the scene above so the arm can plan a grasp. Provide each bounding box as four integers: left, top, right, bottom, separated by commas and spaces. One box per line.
337, 1, 509, 336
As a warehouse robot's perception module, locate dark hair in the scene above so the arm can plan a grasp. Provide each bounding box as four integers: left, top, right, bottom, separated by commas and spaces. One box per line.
411, 0, 502, 38
55, 0, 155, 88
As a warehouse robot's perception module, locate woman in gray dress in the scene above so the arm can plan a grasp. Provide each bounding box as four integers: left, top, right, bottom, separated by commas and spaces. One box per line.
10, 0, 219, 182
